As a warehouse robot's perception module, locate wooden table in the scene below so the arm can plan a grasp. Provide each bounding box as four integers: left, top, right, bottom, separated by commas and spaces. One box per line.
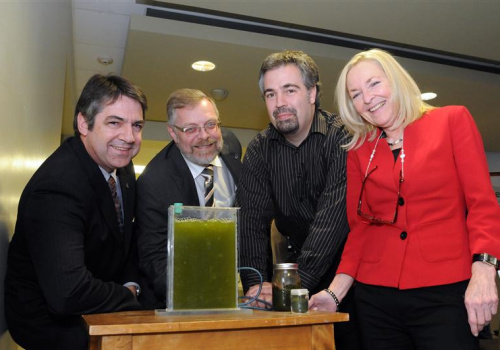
83, 309, 349, 350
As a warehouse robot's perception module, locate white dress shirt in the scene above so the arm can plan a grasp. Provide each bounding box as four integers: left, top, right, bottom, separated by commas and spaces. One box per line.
183, 155, 236, 207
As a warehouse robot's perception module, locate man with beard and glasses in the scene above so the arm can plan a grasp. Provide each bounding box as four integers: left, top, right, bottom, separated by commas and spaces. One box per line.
135, 88, 242, 309
237, 50, 360, 349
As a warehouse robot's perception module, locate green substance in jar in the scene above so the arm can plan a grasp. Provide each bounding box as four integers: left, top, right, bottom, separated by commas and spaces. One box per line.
272, 284, 300, 311
173, 219, 236, 309
290, 294, 309, 313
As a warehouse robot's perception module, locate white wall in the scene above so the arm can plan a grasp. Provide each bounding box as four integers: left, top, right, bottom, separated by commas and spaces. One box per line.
0, 2, 74, 348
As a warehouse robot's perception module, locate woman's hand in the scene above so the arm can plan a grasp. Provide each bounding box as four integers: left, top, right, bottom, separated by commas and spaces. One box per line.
309, 273, 354, 312
465, 262, 499, 336
309, 289, 338, 312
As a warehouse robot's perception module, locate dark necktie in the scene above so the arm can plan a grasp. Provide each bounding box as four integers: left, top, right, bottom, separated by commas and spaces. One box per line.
201, 165, 214, 207
108, 175, 124, 230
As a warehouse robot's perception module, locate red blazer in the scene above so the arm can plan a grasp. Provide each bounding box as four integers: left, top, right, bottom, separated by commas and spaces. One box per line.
338, 106, 500, 289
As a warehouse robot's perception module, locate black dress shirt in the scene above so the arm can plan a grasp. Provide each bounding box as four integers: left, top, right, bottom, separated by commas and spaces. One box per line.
237, 109, 350, 294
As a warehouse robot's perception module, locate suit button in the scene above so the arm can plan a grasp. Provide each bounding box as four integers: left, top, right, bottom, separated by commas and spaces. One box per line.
400, 231, 407, 240
398, 197, 404, 206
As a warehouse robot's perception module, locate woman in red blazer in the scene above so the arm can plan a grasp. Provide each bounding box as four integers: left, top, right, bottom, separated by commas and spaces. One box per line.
310, 49, 500, 350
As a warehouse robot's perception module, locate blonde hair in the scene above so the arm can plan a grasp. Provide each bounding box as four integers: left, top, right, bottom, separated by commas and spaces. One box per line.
336, 49, 434, 149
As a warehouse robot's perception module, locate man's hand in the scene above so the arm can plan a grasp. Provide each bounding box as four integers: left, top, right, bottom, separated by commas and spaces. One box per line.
245, 282, 273, 309
465, 262, 498, 336
126, 285, 138, 297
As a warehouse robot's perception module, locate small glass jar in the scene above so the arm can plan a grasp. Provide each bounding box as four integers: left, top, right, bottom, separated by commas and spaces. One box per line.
272, 263, 301, 311
290, 289, 309, 313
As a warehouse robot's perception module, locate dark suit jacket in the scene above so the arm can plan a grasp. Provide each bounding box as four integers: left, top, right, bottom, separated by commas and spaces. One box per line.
4, 137, 141, 350
136, 129, 242, 308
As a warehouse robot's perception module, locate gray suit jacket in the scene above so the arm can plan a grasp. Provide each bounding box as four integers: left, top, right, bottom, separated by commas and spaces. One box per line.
135, 129, 242, 308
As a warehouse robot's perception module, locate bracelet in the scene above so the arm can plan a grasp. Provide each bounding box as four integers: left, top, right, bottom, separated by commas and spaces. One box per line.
323, 288, 340, 308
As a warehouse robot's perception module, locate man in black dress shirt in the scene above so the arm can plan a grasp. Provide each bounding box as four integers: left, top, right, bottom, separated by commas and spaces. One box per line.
237, 50, 360, 349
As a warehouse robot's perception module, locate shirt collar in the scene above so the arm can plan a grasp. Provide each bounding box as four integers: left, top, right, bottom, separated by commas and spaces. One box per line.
99, 166, 117, 181
183, 155, 222, 179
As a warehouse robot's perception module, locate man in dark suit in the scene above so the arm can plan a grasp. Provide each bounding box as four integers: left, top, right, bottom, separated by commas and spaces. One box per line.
4, 74, 147, 350
136, 88, 242, 309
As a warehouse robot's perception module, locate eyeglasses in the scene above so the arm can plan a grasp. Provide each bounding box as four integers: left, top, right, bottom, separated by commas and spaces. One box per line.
172, 120, 221, 135
357, 165, 404, 224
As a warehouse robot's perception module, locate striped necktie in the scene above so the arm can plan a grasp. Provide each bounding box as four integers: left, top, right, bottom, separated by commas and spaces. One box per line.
201, 165, 214, 207
108, 175, 124, 230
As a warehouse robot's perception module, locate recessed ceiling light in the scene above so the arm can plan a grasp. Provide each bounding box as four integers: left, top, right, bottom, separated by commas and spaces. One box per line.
421, 92, 437, 101
192, 61, 216, 72
97, 56, 114, 66
211, 88, 229, 101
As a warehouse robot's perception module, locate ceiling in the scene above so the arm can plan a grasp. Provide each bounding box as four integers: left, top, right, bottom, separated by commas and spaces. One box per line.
70, 0, 500, 158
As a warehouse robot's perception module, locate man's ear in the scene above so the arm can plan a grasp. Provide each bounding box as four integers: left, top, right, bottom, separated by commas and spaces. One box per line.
77, 113, 89, 136
167, 125, 177, 142
308, 86, 317, 105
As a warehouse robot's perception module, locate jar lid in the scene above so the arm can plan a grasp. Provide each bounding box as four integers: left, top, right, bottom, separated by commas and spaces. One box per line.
291, 288, 309, 295
273, 263, 298, 270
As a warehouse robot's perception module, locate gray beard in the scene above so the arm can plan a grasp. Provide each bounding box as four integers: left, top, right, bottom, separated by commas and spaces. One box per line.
182, 139, 224, 166
275, 117, 299, 135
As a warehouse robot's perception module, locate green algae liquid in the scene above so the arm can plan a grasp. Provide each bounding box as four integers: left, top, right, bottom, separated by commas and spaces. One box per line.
173, 219, 237, 309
